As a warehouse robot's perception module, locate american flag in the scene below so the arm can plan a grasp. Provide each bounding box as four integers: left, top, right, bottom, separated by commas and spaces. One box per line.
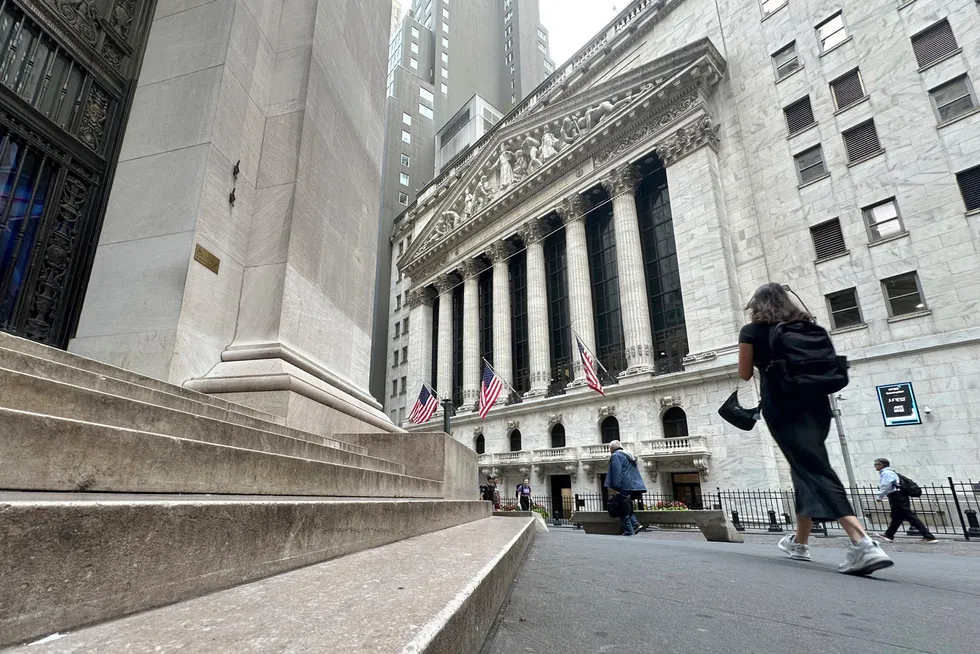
577, 335, 605, 396
408, 384, 440, 424
478, 362, 504, 419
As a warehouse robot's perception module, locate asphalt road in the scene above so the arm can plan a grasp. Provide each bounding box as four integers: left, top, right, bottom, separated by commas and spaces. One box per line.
484, 529, 980, 654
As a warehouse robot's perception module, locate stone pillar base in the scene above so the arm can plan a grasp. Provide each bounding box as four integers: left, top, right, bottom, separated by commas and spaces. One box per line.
618, 365, 653, 378
523, 389, 548, 399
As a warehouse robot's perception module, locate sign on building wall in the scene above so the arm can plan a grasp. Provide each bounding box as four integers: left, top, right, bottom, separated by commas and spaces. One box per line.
876, 382, 921, 427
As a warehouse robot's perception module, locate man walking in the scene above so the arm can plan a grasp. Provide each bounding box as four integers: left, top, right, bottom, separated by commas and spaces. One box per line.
604, 440, 646, 536
874, 458, 938, 544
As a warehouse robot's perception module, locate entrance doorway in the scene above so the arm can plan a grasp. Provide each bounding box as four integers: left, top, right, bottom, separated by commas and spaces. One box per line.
671, 472, 703, 509
549, 474, 572, 524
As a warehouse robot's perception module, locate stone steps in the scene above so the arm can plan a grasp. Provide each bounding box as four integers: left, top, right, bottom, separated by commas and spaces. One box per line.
0, 407, 442, 496
0, 331, 283, 425
0, 367, 400, 473
0, 493, 500, 648
0, 346, 368, 455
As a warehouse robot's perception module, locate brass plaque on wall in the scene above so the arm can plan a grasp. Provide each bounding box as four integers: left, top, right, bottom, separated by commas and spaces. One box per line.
194, 244, 220, 274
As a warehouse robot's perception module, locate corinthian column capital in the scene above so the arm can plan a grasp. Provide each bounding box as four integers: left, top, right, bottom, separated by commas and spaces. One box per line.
407, 287, 436, 309
518, 218, 549, 246
655, 115, 720, 166
600, 164, 641, 196
556, 195, 593, 225
433, 272, 457, 294
460, 257, 487, 280
486, 240, 517, 264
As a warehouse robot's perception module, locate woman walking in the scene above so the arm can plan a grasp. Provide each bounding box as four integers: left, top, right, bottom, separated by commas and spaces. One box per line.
738, 283, 893, 575
516, 478, 532, 511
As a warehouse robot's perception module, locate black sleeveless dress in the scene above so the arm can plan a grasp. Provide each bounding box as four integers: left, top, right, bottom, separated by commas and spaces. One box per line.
739, 322, 855, 521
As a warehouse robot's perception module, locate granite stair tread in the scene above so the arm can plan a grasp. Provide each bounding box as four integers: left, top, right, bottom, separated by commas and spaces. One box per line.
9, 515, 535, 654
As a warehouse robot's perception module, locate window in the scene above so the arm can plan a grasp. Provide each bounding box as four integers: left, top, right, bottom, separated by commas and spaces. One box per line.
816, 13, 848, 53
538, 42, 547, 54
862, 198, 904, 241
398, 407, 405, 424
400, 377, 407, 394
551, 424, 565, 448
784, 96, 816, 135
419, 103, 433, 119
398, 192, 409, 206
475, 434, 485, 454
398, 240, 405, 256
400, 153, 410, 166
399, 172, 410, 187
810, 218, 847, 260
509, 64, 516, 75
441, 83, 448, 94
394, 322, 401, 338
409, 57, 418, 70
538, 28, 547, 41
442, 37, 449, 48
509, 429, 522, 452
761, 0, 787, 17
662, 408, 689, 439
505, 52, 514, 65
402, 112, 412, 126
402, 346, 408, 364
401, 130, 411, 144
510, 79, 515, 90
826, 288, 863, 330
930, 76, 977, 124
772, 42, 800, 80
842, 120, 882, 163
395, 294, 402, 310
830, 69, 865, 110
411, 27, 419, 38
420, 87, 434, 103
443, 9, 449, 19
544, 60, 554, 74
600, 417, 620, 444
911, 20, 958, 69
391, 380, 398, 396
794, 146, 827, 184
956, 165, 980, 212
441, 52, 449, 64
442, 22, 449, 32
505, 25, 513, 38
882, 272, 926, 317
441, 67, 448, 79
505, 38, 513, 50
410, 42, 418, 54
393, 351, 399, 366
403, 317, 409, 333
504, 10, 513, 22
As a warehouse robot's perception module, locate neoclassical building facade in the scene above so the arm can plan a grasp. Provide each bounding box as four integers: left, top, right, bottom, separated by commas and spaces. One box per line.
387, 0, 980, 506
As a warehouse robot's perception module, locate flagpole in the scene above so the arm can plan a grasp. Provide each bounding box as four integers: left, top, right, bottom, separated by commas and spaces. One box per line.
483, 358, 522, 403
572, 329, 611, 376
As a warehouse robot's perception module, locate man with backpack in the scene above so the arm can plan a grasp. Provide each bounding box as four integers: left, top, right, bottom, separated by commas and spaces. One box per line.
604, 440, 646, 536
874, 458, 938, 544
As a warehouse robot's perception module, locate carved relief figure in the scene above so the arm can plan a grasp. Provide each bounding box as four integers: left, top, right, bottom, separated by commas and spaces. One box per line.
539, 131, 561, 160
584, 95, 632, 130
560, 115, 581, 145
522, 135, 543, 173
474, 175, 491, 211
493, 144, 516, 188
513, 149, 527, 178
463, 191, 474, 217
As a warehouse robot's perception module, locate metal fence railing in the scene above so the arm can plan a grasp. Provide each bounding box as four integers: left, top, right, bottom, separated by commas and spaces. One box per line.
565, 479, 980, 539
497, 494, 577, 526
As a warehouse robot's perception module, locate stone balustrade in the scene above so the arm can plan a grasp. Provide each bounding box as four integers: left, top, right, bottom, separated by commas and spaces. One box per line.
639, 436, 709, 456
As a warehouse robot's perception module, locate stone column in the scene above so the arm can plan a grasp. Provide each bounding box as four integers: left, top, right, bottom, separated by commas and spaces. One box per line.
519, 219, 551, 397
487, 240, 517, 399
602, 164, 654, 375
407, 287, 435, 397
461, 259, 486, 411
556, 195, 595, 386
434, 273, 456, 402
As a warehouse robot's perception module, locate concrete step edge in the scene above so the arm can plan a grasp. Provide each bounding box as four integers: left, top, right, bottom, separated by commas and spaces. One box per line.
0, 494, 494, 648
0, 367, 387, 468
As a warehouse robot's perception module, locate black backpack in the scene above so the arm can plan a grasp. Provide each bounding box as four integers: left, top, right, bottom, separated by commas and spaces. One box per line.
765, 320, 849, 396
897, 473, 922, 498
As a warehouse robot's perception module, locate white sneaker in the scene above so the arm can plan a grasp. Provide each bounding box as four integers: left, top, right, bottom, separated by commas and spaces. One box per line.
778, 534, 811, 561
838, 539, 894, 576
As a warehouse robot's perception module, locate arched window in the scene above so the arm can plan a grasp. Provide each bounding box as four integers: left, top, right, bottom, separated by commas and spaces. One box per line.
551, 424, 566, 448
600, 416, 620, 444
510, 429, 522, 452
663, 407, 689, 439
475, 434, 485, 454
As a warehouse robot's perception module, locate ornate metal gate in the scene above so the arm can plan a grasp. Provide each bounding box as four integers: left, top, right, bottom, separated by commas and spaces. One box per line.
0, 0, 154, 347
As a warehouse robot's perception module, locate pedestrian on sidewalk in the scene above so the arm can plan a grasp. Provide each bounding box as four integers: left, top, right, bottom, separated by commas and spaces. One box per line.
874, 458, 938, 544
739, 283, 892, 575
516, 478, 532, 511
604, 440, 646, 536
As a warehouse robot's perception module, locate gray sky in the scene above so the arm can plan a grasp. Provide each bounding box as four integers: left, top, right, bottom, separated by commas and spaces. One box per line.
540, 0, 621, 66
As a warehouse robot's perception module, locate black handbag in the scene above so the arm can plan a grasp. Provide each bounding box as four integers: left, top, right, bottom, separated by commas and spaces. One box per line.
718, 390, 761, 431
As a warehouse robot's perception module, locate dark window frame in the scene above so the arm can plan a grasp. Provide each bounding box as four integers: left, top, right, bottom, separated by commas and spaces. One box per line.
830, 68, 866, 111
509, 429, 522, 452
956, 165, 980, 212
794, 145, 828, 185
772, 41, 801, 81
451, 285, 463, 408
929, 75, 978, 125
784, 95, 816, 136
551, 424, 566, 449
810, 218, 848, 260
545, 228, 571, 396
600, 416, 620, 444
662, 407, 689, 439
509, 248, 530, 395
587, 197, 626, 378
910, 19, 959, 70
862, 197, 905, 242
841, 119, 883, 164
825, 288, 864, 330
478, 268, 494, 367
881, 272, 927, 317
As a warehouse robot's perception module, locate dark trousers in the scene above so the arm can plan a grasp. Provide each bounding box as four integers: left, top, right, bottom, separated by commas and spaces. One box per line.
884, 492, 935, 539
628, 491, 645, 511
519, 496, 531, 511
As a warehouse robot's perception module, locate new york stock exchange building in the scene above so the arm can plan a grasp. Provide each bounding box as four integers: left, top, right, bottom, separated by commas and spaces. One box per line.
390, 0, 980, 509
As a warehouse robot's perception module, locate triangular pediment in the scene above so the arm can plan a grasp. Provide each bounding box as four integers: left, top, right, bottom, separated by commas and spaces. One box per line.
401, 37, 725, 277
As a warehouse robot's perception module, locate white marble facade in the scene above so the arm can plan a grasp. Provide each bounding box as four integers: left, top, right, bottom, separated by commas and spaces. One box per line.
391, 0, 980, 497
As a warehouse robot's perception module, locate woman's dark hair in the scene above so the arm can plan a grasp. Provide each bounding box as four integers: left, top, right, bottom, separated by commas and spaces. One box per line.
745, 283, 813, 324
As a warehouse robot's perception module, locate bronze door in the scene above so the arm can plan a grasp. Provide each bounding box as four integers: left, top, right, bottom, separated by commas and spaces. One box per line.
0, 0, 154, 347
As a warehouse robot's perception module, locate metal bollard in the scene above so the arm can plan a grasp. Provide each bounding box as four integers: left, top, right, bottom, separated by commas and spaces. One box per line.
966, 509, 980, 537
767, 509, 783, 532
731, 510, 745, 532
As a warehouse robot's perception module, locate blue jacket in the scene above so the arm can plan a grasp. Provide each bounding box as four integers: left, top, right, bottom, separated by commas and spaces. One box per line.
604, 449, 647, 492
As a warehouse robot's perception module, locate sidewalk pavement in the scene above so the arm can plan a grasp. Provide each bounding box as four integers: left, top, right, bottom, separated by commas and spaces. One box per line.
483, 528, 980, 654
